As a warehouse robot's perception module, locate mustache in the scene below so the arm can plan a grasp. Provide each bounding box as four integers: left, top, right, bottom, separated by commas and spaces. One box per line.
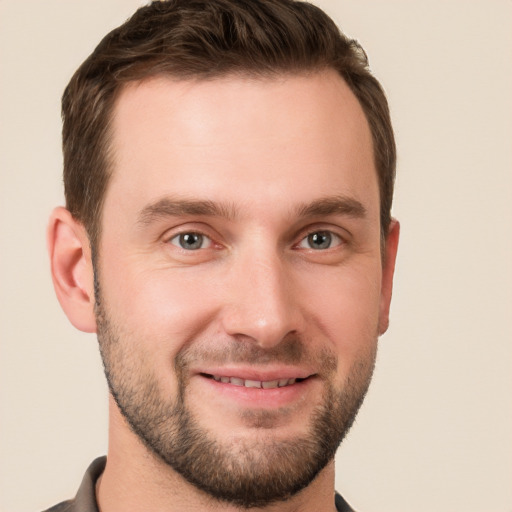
175, 336, 338, 374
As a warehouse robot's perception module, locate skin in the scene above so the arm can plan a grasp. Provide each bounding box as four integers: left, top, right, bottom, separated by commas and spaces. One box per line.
48, 70, 399, 512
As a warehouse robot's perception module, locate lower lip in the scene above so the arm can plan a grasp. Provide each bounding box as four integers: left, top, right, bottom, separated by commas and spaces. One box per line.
196, 375, 316, 409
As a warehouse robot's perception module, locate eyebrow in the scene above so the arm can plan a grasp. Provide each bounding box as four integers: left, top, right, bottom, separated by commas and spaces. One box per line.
138, 197, 238, 225
295, 195, 367, 219
137, 194, 367, 226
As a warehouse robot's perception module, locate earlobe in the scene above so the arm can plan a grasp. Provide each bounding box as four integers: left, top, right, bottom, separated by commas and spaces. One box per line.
47, 207, 97, 333
378, 219, 400, 335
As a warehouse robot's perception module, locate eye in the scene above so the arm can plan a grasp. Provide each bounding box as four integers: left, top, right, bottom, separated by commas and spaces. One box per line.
298, 231, 343, 250
169, 232, 212, 250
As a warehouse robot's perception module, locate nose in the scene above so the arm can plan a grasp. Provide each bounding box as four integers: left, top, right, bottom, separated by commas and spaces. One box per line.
220, 249, 304, 349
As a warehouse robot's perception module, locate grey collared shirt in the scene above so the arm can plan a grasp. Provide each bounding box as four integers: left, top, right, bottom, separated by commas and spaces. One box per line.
43, 457, 355, 512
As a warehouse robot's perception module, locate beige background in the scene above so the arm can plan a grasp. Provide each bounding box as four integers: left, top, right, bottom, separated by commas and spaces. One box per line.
1, 1, 511, 511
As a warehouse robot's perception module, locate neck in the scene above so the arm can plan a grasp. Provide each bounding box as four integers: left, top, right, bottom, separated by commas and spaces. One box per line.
96, 399, 338, 512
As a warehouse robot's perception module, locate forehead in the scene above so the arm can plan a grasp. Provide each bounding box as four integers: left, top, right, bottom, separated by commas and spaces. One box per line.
106, 70, 378, 222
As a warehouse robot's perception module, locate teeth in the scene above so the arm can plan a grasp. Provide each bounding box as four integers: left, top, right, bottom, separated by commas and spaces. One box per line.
244, 379, 261, 388
210, 375, 299, 388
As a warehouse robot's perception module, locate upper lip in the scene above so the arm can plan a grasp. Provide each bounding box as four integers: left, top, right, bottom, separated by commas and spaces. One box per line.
194, 366, 316, 382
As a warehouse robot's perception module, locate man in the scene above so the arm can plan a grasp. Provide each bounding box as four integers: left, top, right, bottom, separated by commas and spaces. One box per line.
46, 0, 399, 510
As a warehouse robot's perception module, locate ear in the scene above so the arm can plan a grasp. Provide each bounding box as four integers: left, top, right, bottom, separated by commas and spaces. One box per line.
47, 207, 97, 333
378, 219, 400, 335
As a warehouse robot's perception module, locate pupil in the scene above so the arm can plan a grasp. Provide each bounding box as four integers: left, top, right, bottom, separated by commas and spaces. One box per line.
180, 233, 202, 249
309, 232, 331, 249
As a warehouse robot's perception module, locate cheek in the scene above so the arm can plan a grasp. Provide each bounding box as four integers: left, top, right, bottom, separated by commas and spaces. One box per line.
100, 262, 219, 350
300, 263, 382, 372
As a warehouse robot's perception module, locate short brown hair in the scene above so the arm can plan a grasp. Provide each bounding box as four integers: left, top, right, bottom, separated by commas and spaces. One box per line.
62, 0, 395, 249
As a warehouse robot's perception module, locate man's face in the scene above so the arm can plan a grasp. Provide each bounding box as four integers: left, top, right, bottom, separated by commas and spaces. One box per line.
94, 71, 394, 507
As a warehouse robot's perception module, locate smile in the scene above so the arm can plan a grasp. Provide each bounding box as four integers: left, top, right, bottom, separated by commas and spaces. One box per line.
202, 374, 307, 389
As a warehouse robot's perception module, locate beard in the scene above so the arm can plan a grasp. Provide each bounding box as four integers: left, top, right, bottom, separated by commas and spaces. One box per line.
95, 288, 377, 509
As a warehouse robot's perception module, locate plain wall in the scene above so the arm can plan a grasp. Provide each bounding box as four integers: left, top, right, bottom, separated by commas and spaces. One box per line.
1, 1, 511, 511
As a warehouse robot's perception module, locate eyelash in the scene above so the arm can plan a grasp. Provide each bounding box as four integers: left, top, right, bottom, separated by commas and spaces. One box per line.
296, 230, 344, 251
168, 231, 214, 251
166, 228, 345, 252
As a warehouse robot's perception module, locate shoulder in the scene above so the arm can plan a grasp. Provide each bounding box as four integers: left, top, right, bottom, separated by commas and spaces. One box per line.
40, 457, 106, 512
335, 491, 357, 512
42, 500, 74, 512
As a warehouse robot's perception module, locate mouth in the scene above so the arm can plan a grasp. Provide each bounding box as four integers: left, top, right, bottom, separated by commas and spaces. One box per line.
195, 370, 319, 410
200, 373, 310, 389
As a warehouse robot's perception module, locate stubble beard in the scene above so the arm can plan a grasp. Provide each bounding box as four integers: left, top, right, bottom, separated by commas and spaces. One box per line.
95, 291, 377, 509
